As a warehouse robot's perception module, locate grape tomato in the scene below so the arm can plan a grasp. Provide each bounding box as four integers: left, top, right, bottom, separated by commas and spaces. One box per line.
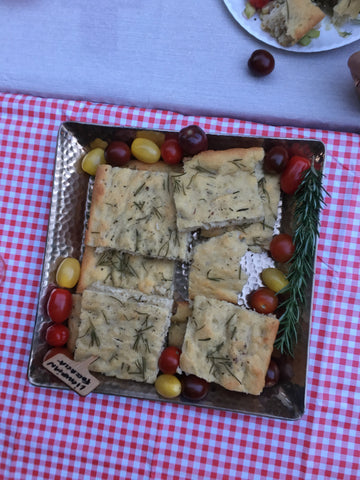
263, 145, 289, 173
181, 374, 209, 401
81, 148, 106, 176
265, 359, 280, 388
261, 267, 289, 293
280, 155, 311, 195
155, 374, 182, 399
136, 130, 165, 147
160, 138, 183, 165
43, 346, 73, 362
131, 138, 161, 164
270, 234, 295, 263
105, 141, 131, 167
55, 257, 81, 289
47, 288, 72, 323
248, 49, 275, 76
178, 125, 208, 155
45, 324, 70, 347
158, 346, 181, 374
249, 287, 278, 314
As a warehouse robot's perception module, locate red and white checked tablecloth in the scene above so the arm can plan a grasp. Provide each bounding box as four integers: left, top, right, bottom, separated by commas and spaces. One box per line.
0, 92, 359, 480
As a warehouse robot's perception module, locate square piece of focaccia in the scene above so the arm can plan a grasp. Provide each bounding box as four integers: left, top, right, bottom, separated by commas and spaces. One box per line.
200, 165, 280, 251
179, 296, 279, 395
73, 286, 173, 384
85, 165, 190, 261
77, 246, 175, 298
188, 231, 248, 304
171, 147, 265, 232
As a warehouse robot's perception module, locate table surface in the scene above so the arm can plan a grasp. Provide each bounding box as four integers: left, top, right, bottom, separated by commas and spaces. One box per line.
0, 0, 360, 133
0, 92, 359, 479
1, 1, 360, 478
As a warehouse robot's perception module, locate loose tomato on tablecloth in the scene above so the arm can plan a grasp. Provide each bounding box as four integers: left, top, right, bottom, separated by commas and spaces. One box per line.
47, 288, 72, 323
280, 155, 311, 195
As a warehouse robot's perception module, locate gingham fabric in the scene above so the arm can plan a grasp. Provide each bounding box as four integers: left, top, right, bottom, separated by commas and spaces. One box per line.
0, 92, 359, 480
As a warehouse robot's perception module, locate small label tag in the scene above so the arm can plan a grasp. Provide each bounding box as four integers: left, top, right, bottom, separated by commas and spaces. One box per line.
43, 353, 100, 396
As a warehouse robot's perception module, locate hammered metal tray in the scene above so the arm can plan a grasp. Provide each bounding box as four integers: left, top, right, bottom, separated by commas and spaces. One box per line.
28, 122, 325, 419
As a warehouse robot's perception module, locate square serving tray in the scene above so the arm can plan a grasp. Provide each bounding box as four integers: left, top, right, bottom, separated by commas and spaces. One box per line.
28, 122, 325, 419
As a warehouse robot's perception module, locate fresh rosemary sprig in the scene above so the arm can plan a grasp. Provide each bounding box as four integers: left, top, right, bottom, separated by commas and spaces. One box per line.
275, 165, 327, 355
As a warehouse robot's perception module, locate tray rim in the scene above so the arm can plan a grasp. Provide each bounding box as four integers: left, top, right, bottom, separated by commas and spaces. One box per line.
27, 121, 326, 420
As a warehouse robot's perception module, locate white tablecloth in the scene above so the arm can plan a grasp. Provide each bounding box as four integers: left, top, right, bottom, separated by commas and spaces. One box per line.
0, 0, 359, 132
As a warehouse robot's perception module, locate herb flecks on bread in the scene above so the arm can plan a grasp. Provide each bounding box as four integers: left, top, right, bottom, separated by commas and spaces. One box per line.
179, 296, 279, 395
85, 165, 190, 261
171, 147, 265, 232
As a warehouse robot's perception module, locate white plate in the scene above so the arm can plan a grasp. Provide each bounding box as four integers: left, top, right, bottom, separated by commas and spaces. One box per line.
224, 0, 360, 53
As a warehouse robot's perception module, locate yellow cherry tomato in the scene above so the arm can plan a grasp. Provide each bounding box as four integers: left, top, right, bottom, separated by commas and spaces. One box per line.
261, 267, 289, 293
55, 257, 81, 289
136, 130, 166, 147
81, 147, 106, 175
131, 138, 161, 164
155, 374, 182, 399
89, 138, 108, 150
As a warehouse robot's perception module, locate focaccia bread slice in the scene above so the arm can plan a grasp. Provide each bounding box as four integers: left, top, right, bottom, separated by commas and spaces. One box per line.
200, 163, 281, 250
85, 165, 190, 261
171, 147, 265, 232
179, 296, 279, 395
73, 285, 173, 384
77, 246, 175, 298
188, 231, 249, 304
261, 0, 325, 47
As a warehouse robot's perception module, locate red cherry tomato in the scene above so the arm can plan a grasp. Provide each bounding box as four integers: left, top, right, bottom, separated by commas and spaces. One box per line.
158, 346, 181, 374
249, 0, 271, 9
249, 287, 278, 314
265, 359, 280, 387
280, 156, 311, 195
47, 288, 72, 323
45, 324, 69, 347
178, 125, 208, 155
105, 140, 131, 167
160, 138, 183, 165
263, 145, 289, 173
181, 374, 209, 401
43, 346, 73, 362
269, 233, 295, 263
